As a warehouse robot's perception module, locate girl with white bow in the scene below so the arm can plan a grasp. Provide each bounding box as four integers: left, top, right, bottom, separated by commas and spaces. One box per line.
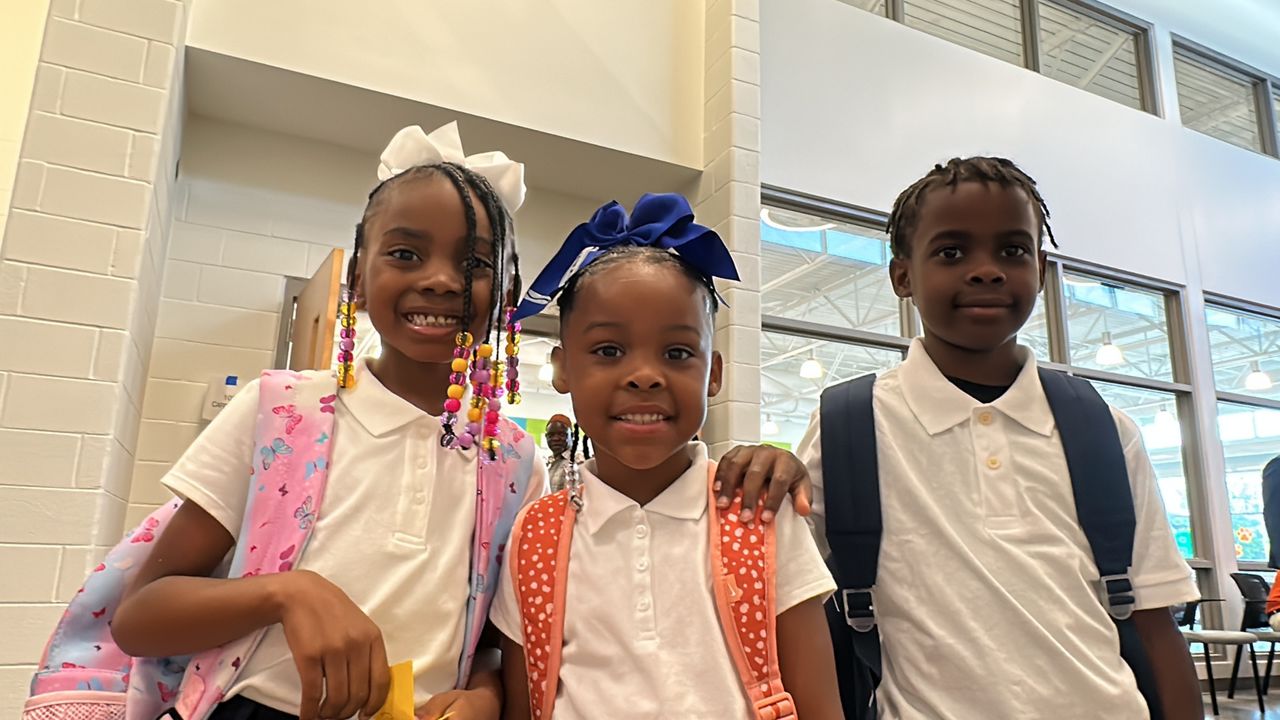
111, 122, 540, 720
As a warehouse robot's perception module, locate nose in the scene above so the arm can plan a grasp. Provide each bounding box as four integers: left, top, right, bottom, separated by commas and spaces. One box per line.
625, 361, 665, 391
415, 256, 464, 295
966, 261, 1006, 285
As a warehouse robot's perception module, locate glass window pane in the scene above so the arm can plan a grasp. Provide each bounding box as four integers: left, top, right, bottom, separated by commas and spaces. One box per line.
1207, 305, 1280, 402
1062, 272, 1173, 381
1173, 47, 1263, 153
1038, 0, 1144, 111
760, 331, 903, 449
1091, 382, 1193, 558
837, 0, 888, 15
1219, 401, 1280, 564
1021, 293, 1051, 360
903, 0, 1024, 67
761, 206, 901, 337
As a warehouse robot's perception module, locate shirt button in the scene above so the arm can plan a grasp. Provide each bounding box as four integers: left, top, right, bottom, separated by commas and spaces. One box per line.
417, 458, 428, 470
978, 411, 994, 425
413, 493, 425, 505
986, 456, 1002, 470
637, 597, 651, 611
635, 525, 648, 539
636, 557, 649, 571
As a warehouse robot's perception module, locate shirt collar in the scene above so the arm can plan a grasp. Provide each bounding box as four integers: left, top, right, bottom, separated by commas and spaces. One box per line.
899, 338, 1055, 437
339, 357, 437, 437
579, 443, 709, 536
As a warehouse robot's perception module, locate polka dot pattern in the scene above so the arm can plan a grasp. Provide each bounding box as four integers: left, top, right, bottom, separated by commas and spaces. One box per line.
512, 489, 574, 720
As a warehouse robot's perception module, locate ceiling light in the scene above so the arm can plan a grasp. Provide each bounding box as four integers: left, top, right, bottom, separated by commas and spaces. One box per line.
800, 356, 823, 379
1095, 332, 1125, 366
1245, 361, 1273, 392
760, 207, 835, 232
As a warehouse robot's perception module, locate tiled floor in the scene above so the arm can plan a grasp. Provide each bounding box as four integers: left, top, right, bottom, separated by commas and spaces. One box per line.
1207, 693, 1280, 718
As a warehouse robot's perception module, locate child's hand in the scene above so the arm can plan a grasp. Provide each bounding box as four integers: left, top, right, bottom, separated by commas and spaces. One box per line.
416, 688, 501, 720
713, 444, 812, 524
271, 570, 390, 720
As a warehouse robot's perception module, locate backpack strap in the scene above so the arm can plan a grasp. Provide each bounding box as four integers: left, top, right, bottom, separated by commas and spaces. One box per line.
457, 416, 538, 687
175, 369, 339, 720
707, 462, 797, 720
1038, 368, 1164, 720
510, 489, 576, 720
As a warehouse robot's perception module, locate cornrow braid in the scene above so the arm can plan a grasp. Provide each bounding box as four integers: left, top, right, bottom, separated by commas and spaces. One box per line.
886, 156, 1057, 259
555, 245, 719, 324
431, 162, 482, 344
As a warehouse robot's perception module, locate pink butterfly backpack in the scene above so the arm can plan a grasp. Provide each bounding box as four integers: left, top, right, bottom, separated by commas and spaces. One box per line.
510, 462, 797, 720
25, 369, 536, 720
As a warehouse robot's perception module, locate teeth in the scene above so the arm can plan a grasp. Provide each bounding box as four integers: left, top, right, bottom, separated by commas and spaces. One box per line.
617, 414, 666, 425
405, 313, 459, 328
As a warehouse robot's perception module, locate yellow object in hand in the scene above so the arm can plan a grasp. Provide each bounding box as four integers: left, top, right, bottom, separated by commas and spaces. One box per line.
373, 661, 414, 720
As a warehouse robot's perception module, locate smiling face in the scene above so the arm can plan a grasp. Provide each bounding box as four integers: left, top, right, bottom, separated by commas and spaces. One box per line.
890, 180, 1047, 354
552, 258, 722, 477
354, 173, 498, 365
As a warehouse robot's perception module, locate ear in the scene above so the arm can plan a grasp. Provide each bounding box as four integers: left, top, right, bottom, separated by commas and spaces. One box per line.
550, 346, 569, 395
707, 350, 724, 398
889, 257, 912, 299
1037, 249, 1048, 289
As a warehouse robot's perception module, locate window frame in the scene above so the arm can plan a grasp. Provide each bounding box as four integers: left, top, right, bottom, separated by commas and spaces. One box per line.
1171, 35, 1280, 158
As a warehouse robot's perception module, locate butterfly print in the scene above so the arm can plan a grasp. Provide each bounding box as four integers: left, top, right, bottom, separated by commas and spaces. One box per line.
316, 432, 330, 445
260, 437, 293, 470
278, 483, 288, 497
157, 681, 178, 704
273, 404, 303, 435
130, 516, 161, 544
304, 457, 328, 480
232, 657, 242, 670
320, 394, 337, 414
91, 607, 107, 619
294, 496, 317, 530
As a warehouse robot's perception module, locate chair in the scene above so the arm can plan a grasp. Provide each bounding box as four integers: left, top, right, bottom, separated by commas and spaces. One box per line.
1228, 572, 1280, 697
1178, 598, 1266, 715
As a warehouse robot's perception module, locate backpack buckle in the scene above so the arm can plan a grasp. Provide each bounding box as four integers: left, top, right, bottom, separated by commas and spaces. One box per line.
1100, 573, 1136, 621
841, 588, 876, 632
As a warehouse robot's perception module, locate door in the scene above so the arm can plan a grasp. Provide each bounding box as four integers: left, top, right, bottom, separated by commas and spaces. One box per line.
288, 248, 345, 371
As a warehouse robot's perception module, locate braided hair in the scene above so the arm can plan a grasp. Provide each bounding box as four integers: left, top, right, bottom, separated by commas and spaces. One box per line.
886, 157, 1057, 260
348, 162, 520, 344
555, 245, 720, 324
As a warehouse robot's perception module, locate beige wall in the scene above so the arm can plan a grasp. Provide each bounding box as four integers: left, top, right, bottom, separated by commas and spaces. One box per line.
0, 0, 51, 242
185, 0, 705, 168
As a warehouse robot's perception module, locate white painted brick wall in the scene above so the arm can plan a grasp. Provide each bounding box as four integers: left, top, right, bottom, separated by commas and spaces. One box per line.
0, 0, 188, 705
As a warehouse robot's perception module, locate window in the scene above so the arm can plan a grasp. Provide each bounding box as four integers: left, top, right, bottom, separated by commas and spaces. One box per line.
761, 206, 901, 337
1173, 46, 1265, 153
903, 0, 1025, 67
838, 0, 888, 14
760, 331, 903, 449
1037, 0, 1146, 110
1062, 272, 1174, 382
1091, 382, 1194, 557
1218, 402, 1280, 564
1206, 305, 1280, 402
1021, 295, 1052, 360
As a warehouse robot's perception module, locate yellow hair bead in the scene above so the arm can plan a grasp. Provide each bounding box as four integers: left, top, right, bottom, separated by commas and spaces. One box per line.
505, 344, 518, 357
467, 407, 483, 422
477, 344, 494, 359
447, 384, 465, 400
455, 332, 474, 347
451, 358, 468, 373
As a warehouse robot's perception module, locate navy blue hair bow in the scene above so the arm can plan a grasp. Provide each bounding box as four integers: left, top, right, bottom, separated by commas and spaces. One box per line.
512, 193, 739, 321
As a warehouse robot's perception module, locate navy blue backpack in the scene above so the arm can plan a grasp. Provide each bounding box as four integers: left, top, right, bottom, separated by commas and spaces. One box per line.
819, 369, 1162, 720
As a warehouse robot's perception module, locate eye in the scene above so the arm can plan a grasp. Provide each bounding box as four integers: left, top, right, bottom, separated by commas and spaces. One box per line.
936, 246, 963, 260
591, 345, 623, 359
665, 347, 695, 361
1002, 245, 1031, 258
470, 254, 496, 273
388, 248, 420, 262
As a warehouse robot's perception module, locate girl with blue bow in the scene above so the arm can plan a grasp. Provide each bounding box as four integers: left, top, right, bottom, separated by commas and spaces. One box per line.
492, 193, 844, 719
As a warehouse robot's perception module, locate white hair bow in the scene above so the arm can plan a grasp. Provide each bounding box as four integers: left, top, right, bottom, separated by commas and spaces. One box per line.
377, 122, 526, 213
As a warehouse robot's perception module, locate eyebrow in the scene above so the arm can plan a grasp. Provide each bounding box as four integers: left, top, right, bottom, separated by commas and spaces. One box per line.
383, 227, 430, 240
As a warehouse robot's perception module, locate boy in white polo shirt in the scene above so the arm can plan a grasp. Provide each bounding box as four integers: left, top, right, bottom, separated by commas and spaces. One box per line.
798, 157, 1201, 719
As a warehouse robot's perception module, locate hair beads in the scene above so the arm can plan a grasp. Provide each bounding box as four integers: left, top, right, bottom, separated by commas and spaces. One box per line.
504, 308, 522, 405
441, 331, 474, 448
337, 289, 358, 389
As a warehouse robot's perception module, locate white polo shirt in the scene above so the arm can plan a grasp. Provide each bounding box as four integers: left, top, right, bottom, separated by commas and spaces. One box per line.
163, 358, 545, 714
797, 340, 1198, 720
490, 443, 836, 719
